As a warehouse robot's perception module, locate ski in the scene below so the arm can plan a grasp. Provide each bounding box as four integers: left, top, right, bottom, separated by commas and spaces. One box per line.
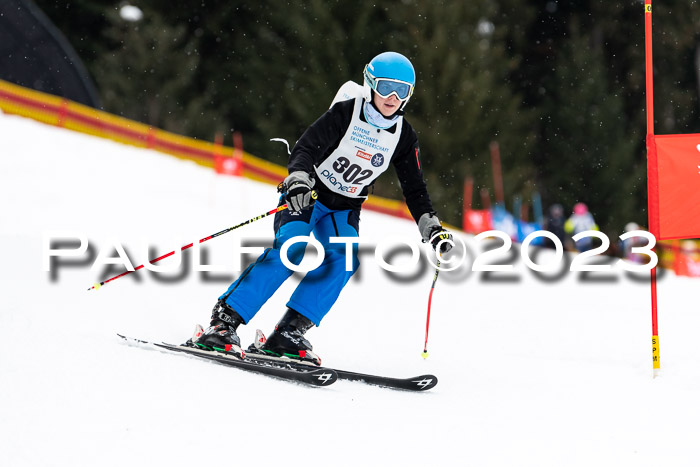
117, 334, 337, 387
242, 350, 438, 392
118, 334, 437, 391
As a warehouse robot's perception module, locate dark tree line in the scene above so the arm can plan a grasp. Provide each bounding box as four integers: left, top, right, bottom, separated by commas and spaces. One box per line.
33, 0, 700, 236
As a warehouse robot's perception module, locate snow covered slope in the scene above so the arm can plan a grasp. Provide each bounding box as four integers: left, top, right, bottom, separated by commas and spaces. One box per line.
1, 111, 699, 466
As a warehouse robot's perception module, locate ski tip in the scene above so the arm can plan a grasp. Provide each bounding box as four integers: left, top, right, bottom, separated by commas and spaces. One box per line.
117, 333, 152, 346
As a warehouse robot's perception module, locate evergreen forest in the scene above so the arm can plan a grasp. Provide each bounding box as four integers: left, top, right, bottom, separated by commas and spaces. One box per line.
33, 0, 700, 236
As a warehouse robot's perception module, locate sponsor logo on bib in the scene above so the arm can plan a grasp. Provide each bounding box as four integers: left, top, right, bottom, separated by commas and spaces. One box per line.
320, 169, 358, 194
356, 149, 372, 161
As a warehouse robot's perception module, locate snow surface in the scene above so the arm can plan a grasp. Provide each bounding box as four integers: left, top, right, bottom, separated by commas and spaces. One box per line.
1, 111, 699, 466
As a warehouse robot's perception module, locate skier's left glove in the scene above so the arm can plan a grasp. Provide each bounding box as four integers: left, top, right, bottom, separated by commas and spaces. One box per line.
283, 171, 316, 212
419, 212, 454, 254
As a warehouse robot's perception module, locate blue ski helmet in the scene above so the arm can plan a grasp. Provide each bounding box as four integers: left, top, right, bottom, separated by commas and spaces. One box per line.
363, 52, 416, 110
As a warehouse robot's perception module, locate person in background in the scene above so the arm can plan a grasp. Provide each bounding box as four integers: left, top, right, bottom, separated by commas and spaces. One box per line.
544, 203, 566, 249
619, 222, 647, 264
564, 202, 598, 252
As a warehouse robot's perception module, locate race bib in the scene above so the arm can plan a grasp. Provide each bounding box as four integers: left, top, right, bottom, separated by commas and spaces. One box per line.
315, 96, 402, 198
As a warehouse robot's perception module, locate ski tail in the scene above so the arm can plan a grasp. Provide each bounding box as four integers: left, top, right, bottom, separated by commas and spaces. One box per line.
118, 334, 337, 387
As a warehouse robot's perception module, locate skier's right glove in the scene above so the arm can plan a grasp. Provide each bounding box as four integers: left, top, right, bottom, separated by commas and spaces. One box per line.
283, 171, 316, 212
419, 212, 454, 255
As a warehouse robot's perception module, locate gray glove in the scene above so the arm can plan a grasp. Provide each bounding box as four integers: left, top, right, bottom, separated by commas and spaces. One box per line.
419, 212, 453, 254
284, 171, 315, 212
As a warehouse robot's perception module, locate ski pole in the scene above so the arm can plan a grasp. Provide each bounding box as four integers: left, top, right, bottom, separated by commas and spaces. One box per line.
421, 257, 441, 359
88, 203, 289, 291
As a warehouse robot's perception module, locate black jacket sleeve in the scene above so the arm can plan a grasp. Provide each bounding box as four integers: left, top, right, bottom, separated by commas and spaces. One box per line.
391, 121, 435, 223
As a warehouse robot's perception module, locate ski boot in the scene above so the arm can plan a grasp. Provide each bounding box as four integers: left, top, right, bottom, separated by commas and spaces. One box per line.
251, 308, 321, 366
194, 300, 245, 358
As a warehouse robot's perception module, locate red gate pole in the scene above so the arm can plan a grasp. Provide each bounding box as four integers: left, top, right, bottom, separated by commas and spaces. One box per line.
489, 141, 504, 206
463, 177, 474, 231
644, 0, 661, 376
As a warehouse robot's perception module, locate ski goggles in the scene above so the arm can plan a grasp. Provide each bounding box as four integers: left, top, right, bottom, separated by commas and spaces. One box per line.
364, 67, 414, 100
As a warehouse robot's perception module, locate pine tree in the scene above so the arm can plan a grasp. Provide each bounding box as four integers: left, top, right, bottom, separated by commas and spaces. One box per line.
379, 0, 538, 222
91, 7, 215, 135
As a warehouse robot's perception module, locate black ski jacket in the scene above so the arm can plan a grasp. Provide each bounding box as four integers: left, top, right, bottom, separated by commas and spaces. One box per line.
288, 98, 435, 224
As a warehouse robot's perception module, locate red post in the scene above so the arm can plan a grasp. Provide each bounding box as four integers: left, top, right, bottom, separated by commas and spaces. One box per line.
146, 127, 156, 149
212, 132, 225, 173
213, 132, 243, 176
214, 132, 224, 156
490, 141, 504, 205
521, 202, 529, 223
463, 177, 474, 231
480, 187, 491, 210
56, 99, 68, 127
232, 131, 244, 176
464, 177, 473, 211
644, 0, 660, 374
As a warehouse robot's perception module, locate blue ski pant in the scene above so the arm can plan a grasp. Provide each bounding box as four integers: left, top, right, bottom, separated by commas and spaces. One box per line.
219, 200, 360, 326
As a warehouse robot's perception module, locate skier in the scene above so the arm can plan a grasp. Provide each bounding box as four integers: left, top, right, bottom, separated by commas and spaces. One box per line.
564, 202, 598, 252
194, 52, 453, 364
